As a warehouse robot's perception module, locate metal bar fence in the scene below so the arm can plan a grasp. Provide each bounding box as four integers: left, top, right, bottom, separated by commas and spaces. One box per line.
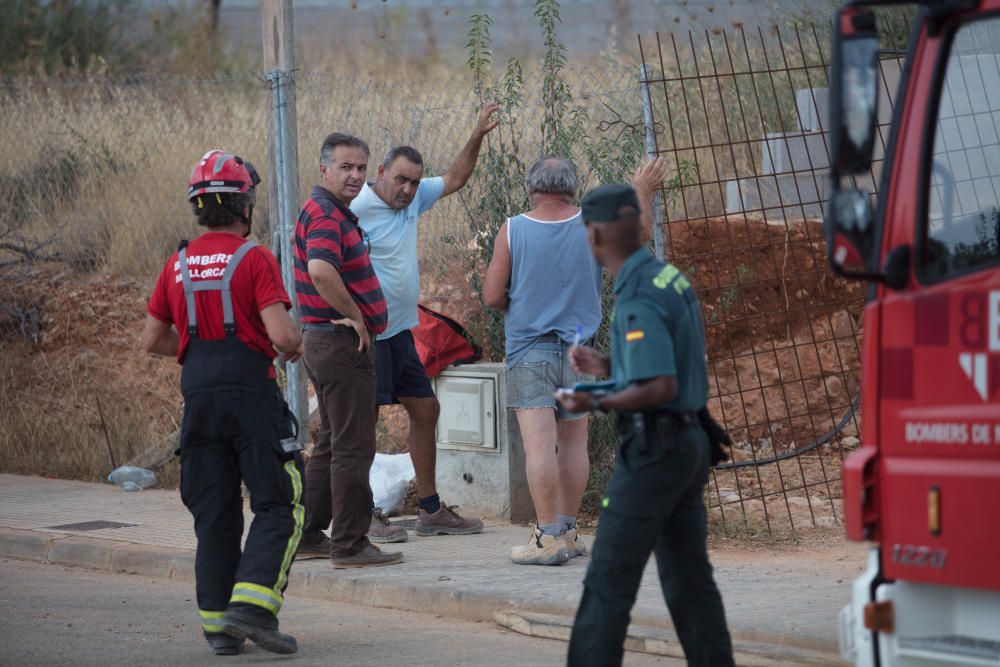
636, 24, 899, 536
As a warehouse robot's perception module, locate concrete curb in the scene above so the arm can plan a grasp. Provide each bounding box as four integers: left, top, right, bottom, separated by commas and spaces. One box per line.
0, 526, 841, 664
0, 527, 196, 582
493, 611, 844, 666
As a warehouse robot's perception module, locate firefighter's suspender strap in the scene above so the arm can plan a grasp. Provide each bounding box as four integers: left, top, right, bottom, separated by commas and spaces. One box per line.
178, 241, 258, 338
177, 245, 199, 336
220, 241, 258, 334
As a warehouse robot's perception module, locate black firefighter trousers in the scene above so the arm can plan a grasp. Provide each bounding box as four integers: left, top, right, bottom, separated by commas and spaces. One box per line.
179, 387, 304, 634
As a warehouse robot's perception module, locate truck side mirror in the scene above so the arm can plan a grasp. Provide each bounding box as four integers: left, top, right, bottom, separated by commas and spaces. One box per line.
828, 190, 875, 275
831, 8, 879, 175
826, 7, 885, 283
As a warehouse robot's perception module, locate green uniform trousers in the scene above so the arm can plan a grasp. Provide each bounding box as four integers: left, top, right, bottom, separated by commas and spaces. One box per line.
568, 420, 734, 667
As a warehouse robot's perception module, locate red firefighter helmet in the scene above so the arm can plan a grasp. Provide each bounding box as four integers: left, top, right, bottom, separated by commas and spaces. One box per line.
187, 149, 261, 201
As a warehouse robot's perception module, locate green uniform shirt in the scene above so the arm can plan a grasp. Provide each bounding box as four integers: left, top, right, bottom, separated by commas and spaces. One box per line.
610, 248, 708, 413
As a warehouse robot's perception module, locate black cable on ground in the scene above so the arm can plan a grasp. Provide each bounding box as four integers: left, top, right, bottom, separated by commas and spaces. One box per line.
713, 390, 861, 470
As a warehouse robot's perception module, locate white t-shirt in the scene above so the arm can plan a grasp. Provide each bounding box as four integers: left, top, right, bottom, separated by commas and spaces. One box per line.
350, 177, 445, 339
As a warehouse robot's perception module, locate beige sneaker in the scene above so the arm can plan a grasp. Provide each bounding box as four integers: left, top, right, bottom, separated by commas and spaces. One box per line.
510, 526, 572, 566
368, 507, 409, 543
561, 528, 587, 558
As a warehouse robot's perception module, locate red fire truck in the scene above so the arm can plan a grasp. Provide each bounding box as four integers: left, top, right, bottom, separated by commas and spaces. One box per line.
829, 2, 1000, 665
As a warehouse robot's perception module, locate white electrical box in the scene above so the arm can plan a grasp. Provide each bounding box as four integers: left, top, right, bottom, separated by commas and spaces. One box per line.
435, 373, 497, 452
433, 363, 532, 522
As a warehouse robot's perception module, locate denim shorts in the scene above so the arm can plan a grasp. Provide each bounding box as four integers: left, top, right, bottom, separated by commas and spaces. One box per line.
506, 334, 594, 421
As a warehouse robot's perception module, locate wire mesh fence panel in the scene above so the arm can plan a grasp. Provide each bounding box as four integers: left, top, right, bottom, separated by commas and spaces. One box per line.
636, 24, 902, 536
0, 66, 647, 489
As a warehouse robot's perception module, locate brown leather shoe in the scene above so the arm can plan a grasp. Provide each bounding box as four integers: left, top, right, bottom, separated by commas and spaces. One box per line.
331, 544, 403, 568
368, 507, 409, 543
415, 503, 484, 536
295, 533, 332, 560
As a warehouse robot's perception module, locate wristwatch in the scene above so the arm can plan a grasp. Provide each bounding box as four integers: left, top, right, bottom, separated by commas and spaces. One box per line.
592, 396, 607, 416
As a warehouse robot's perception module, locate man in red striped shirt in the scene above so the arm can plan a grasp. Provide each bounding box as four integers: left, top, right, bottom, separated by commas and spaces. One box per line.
293, 132, 402, 568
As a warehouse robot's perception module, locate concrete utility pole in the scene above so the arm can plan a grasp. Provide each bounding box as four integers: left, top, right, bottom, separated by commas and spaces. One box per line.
262, 0, 307, 445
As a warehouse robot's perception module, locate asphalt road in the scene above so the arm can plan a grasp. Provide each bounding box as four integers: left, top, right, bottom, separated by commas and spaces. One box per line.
0, 558, 677, 666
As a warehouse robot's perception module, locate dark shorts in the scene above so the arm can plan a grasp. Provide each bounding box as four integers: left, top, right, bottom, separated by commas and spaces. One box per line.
375, 330, 435, 406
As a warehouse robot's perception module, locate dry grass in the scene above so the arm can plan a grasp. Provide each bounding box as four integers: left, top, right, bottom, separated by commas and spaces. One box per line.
0, 62, 648, 307
0, 266, 181, 486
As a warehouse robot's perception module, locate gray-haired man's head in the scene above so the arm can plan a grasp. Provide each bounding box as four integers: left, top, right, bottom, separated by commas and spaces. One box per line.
318, 132, 369, 205
525, 156, 579, 197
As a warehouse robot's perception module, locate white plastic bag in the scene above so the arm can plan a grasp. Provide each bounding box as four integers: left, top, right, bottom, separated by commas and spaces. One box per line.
108, 466, 156, 491
369, 452, 415, 516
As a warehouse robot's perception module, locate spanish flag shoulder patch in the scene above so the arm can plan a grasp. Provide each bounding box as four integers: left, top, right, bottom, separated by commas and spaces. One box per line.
625, 330, 645, 342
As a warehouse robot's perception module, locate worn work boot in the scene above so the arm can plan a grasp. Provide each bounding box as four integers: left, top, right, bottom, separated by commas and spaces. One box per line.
368, 507, 409, 543
415, 503, 484, 536
561, 528, 588, 558
331, 543, 404, 569
205, 632, 245, 656
295, 532, 332, 560
221, 604, 297, 655
510, 526, 572, 566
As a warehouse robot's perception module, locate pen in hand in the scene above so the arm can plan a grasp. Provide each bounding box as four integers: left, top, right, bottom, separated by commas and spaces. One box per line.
572, 324, 582, 349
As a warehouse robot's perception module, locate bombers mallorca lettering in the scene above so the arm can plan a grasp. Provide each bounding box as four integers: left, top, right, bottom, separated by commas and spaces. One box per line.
905, 422, 970, 445
173, 253, 236, 282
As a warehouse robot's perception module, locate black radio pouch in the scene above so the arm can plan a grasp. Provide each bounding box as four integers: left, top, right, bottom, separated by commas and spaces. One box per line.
698, 407, 732, 466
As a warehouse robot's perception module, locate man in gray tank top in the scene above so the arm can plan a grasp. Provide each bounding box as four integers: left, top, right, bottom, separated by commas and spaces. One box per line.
483, 156, 668, 565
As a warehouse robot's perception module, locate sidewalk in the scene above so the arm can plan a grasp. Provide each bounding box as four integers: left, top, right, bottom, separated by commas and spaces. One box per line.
0, 474, 861, 664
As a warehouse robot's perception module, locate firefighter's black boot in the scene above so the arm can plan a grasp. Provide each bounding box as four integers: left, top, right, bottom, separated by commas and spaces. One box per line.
221, 603, 297, 655
204, 631, 245, 656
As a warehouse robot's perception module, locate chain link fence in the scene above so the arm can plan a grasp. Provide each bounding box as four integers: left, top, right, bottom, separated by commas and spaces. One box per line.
0, 65, 648, 489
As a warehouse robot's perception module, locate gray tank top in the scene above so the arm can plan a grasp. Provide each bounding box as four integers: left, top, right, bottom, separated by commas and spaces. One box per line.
504, 211, 603, 368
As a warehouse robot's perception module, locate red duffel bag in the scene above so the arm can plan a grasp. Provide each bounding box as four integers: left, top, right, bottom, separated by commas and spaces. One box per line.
411, 304, 482, 377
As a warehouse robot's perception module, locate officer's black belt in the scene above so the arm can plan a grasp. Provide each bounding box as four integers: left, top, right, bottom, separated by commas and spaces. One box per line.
618, 410, 700, 453
617, 410, 697, 431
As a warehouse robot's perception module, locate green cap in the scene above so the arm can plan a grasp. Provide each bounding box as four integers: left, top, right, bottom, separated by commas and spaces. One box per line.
580, 184, 640, 222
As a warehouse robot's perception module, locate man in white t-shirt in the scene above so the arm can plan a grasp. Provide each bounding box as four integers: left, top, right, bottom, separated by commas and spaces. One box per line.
351, 103, 499, 541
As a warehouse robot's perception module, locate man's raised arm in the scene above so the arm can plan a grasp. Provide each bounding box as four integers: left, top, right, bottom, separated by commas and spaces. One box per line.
440, 103, 501, 197
632, 157, 669, 245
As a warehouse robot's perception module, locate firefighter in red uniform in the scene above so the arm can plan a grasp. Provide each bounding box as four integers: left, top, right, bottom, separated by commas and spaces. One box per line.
141, 150, 305, 656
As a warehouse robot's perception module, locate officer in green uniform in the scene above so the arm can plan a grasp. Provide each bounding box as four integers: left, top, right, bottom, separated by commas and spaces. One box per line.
556, 184, 734, 667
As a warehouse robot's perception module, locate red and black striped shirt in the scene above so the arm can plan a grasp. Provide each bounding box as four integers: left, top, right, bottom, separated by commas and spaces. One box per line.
294, 186, 387, 333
